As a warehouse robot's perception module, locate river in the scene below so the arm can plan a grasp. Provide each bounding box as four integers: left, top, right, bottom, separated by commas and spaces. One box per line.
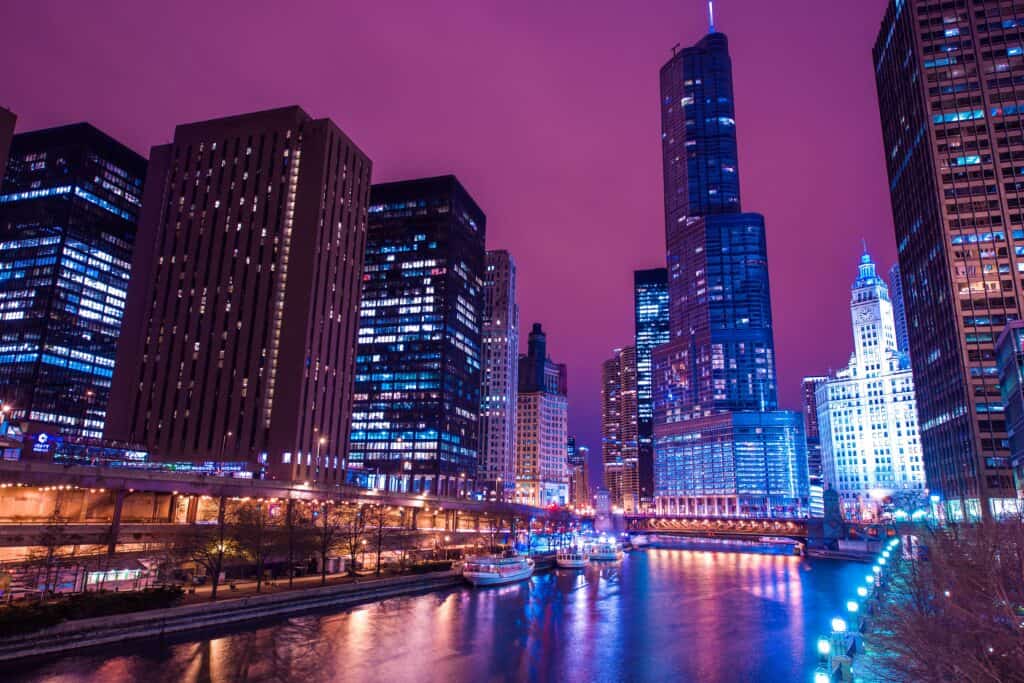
12, 547, 864, 683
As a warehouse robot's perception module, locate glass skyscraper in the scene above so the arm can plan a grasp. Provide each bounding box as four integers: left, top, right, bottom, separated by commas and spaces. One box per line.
349, 175, 486, 496
874, 0, 1024, 519
652, 22, 806, 516
633, 267, 669, 501
0, 123, 145, 438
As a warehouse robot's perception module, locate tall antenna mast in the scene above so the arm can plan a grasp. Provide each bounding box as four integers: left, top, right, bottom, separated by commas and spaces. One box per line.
708, 0, 716, 33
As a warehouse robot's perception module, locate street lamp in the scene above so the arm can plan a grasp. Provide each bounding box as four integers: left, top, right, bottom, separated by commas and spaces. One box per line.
219, 431, 233, 460
846, 600, 859, 614
316, 436, 327, 475
857, 586, 868, 598
817, 637, 832, 657
831, 617, 847, 634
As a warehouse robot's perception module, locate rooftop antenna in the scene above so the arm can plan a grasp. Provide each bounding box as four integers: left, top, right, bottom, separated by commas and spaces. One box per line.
862, 237, 869, 255
708, 0, 716, 33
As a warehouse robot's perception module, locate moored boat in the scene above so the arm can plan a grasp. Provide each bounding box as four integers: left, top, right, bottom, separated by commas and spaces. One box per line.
556, 548, 589, 568
630, 534, 650, 549
588, 543, 624, 562
462, 554, 534, 586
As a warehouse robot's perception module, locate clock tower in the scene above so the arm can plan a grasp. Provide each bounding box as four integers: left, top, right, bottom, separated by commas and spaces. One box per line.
850, 247, 900, 377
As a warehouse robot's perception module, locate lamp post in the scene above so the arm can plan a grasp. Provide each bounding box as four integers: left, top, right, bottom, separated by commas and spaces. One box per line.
219, 431, 233, 461
316, 436, 327, 477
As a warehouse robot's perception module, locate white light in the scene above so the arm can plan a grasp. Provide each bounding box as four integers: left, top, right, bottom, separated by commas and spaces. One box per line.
857, 586, 868, 598
831, 617, 848, 633
872, 565, 881, 574
817, 638, 831, 656
847, 600, 860, 613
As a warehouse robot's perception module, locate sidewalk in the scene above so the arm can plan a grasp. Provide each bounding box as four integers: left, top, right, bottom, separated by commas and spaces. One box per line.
182, 569, 401, 604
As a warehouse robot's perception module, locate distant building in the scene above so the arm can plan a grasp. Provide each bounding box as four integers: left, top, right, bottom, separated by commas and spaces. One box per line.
515, 323, 568, 506
0, 123, 146, 438
996, 321, 1024, 497
602, 346, 640, 511
107, 107, 370, 483
479, 250, 518, 499
816, 250, 926, 520
874, 0, 1021, 519
888, 263, 910, 360
0, 108, 15, 177
567, 437, 589, 508
633, 268, 669, 501
350, 175, 485, 496
802, 375, 829, 518
652, 22, 807, 516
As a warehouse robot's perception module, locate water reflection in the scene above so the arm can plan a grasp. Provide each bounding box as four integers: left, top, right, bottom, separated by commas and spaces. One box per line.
12, 549, 863, 683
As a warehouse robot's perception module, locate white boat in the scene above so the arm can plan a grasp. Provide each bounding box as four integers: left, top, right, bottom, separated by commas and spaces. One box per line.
556, 549, 589, 568
462, 554, 534, 586
630, 534, 651, 549
588, 543, 624, 561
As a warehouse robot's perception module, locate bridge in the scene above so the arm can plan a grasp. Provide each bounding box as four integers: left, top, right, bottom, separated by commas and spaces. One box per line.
624, 514, 809, 542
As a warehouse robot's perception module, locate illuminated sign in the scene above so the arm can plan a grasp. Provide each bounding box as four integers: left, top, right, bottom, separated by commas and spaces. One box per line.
32, 432, 62, 454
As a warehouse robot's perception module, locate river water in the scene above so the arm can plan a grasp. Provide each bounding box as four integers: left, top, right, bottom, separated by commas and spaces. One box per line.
12, 547, 863, 683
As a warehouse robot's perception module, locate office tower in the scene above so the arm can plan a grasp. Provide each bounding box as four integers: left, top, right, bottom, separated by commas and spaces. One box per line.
0, 108, 15, 176
570, 443, 591, 508
480, 249, 518, 499
601, 346, 640, 511
0, 123, 145, 438
888, 263, 911, 359
515, 323, 568, 505
652, 19, 807, 516
801, 376, 829, 479
996, 321, 1024, 495
816, 250, 926, 520
634, 267, 670, 501
350, 175, 485, 495
107, 107, 370, 482
874, 0, 1023, 519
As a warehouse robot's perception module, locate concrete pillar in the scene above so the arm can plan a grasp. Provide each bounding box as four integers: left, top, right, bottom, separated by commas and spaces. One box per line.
107, 489, 126, 555
411, 508, 419, 530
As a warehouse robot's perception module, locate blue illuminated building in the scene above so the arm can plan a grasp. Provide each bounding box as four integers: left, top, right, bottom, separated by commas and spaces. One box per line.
0, 124, 145, 438
633, 268, 669, 500
653, 17, 807, 516
349, 176, 486, 496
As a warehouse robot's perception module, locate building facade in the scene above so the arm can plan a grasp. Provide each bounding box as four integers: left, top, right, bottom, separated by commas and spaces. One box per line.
106, 107, 371, 482
816, 251, 926, 520
888, 263, 911, 359
874, 0, 1024, 519
349, 175, 485, 496
515, 323, 568, 506
996, 320, 1024, 495
801, 376, 829, 480
0, 123, 146, 438
602, 346, 640, 511
652, 24, 807, 516
479, 249, 518, 499
633, 267, 670, 502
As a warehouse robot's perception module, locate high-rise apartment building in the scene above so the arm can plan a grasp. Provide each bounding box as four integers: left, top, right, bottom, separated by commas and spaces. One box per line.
652, 22, 807, 516
0, 123, 145, 438
874, 0, 1023, 519
479, 249, 518, 499
633, 267, 670, 501
515, 323, 568, 506
816, 251, 926, 519
602, 346, 640, 511
107, 107, 370, 482
349, 175, 485, 496
888, 263, 911, 359
0, 108, 15, 177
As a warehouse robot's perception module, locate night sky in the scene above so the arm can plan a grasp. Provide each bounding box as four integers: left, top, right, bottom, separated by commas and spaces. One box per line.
1, 1, 894, 473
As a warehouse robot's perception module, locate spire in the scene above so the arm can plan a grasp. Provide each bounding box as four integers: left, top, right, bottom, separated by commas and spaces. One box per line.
861, 238, 871, 264
708, 0, 716, 33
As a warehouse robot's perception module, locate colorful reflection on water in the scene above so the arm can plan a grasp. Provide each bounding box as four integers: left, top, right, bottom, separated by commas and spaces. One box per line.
12, 549, 864, 682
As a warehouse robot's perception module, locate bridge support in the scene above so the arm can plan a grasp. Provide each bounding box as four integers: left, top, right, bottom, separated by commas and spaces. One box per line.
107, 489, 126, 555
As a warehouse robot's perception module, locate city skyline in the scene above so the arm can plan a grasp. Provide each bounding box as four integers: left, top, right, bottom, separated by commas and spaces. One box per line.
0, 1, 898, 471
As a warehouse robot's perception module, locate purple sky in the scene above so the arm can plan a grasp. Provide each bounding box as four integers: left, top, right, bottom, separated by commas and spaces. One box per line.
2, 0, 894, 462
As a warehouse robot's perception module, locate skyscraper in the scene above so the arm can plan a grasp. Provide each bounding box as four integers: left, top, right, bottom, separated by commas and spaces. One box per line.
0, 108, 15, 176
0, 123, 145, 438
816, 250, 926, 519
874, 0, 1022, 519
602, 346, 640, 511
801, 375, 829, 480
480, 249, 518, 499
107, 107, 370, 482
633, 267, 670, 501
350, 175, 485, 496
515, 323, 568, 505
888, 263, 911, 359
995, 321, 1024, 495
652, 19, 807, 516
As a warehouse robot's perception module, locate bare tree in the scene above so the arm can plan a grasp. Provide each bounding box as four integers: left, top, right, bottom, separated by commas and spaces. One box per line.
229, 500, 283, 593
863, 519, 1024, 682
335, 504, 368, 576
178, 495, 240, 600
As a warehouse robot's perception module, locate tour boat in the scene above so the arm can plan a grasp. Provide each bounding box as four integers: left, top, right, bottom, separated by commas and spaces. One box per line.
556, 548, 589, 568
462, 554, 535, 586
588, 543, 624, 562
